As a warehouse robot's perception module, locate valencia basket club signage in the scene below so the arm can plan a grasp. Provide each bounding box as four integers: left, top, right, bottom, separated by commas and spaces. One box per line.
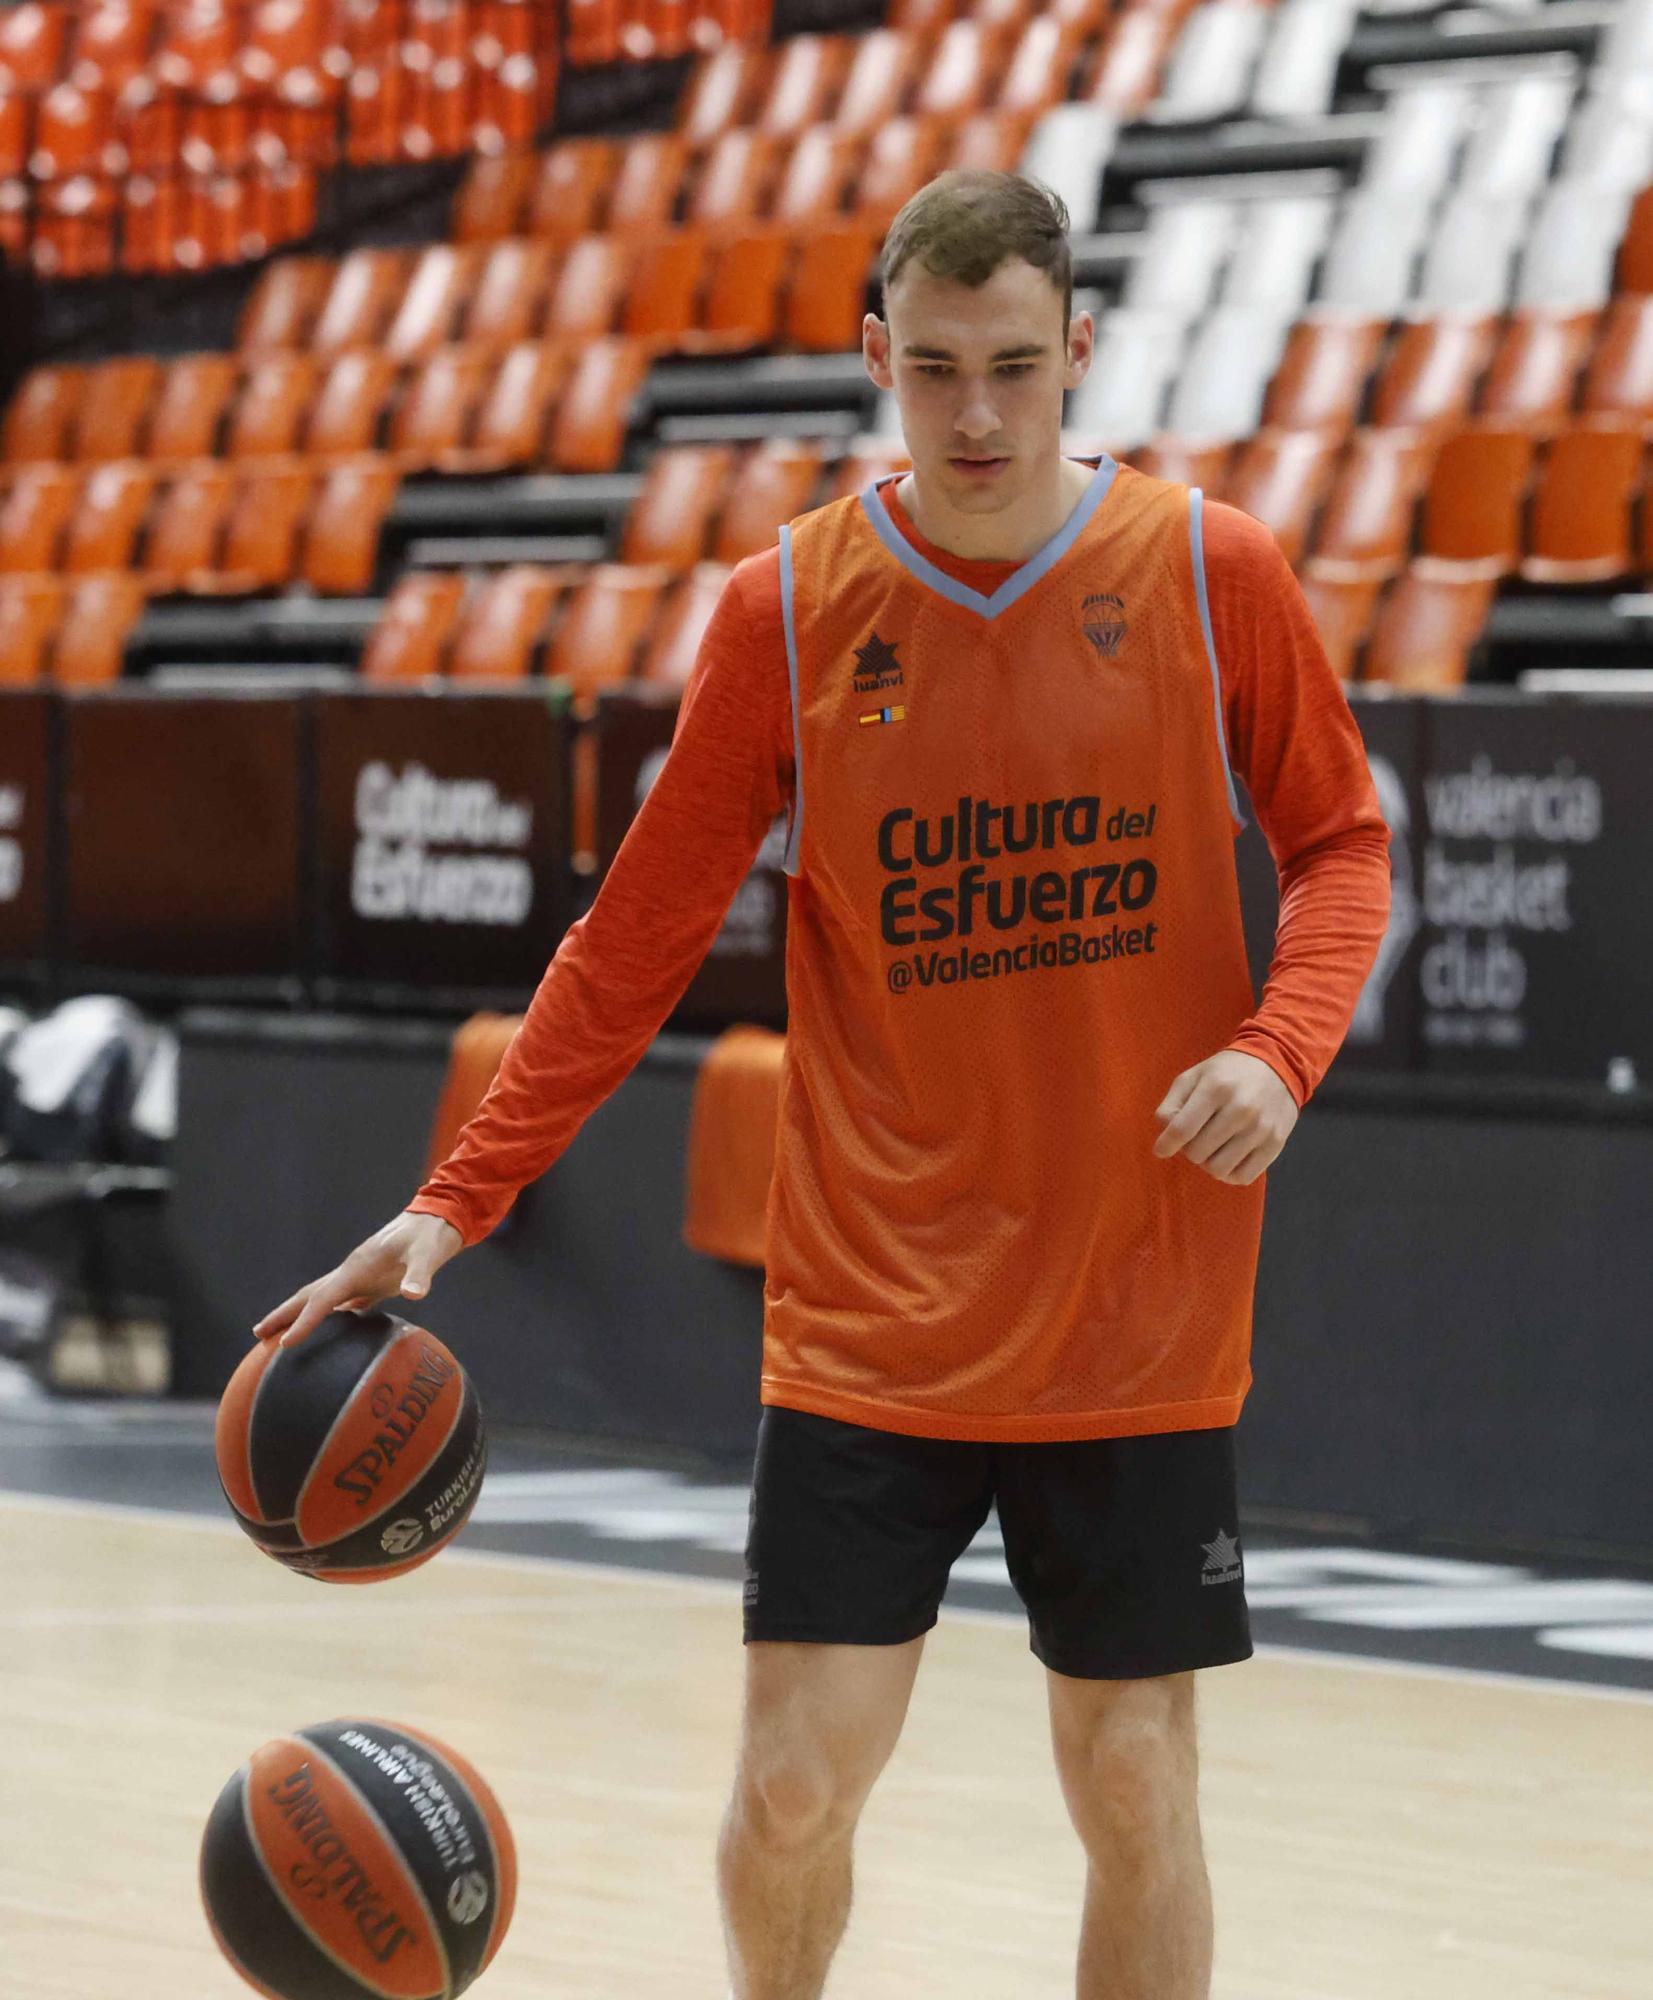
0, 691, 53, 981
313, 687, 573, 1006
62, 689, 308, 998
594, 686, 787, 1028
1416, 698, 1651, 1083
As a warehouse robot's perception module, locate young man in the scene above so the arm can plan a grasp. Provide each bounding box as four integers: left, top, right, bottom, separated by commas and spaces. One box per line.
257, 173, 1391, 1998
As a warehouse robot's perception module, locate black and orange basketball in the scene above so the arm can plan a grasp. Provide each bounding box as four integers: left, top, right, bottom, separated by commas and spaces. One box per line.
216, 1309, 486, 1582
201, 1717, 517, 2000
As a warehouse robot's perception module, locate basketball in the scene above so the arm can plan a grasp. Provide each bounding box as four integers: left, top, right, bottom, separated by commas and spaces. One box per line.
216, 1309, 487, 1582
200, 1718, 516, 2000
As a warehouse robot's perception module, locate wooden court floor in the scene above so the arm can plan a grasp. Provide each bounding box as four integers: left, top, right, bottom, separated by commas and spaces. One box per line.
2, 1493, 1649, 2000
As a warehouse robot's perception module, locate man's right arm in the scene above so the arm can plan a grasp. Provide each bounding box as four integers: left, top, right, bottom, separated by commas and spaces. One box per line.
405, 553, 794, 1247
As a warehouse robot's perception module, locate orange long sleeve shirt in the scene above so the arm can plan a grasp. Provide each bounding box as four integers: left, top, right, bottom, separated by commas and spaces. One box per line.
408, 487, 1391, 1253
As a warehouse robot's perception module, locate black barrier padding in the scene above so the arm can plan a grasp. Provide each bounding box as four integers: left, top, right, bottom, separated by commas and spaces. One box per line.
0, 691, 54, 982
312, 687, 573, 1008
62, 691, 308, 993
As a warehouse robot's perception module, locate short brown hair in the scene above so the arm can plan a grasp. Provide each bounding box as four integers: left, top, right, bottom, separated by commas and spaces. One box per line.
880, 170, 1073, 327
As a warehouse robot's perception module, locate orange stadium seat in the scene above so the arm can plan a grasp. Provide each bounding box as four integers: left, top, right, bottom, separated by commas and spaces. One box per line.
31, 175, 118, 277
771, 125, 863, 225
0, 465, 78, 571
606, 132, 690, 234
301, 455, 399, 593
227, 351, 319, 457
62, 461, 156, 572
835, 31, 922, 135
3, 364, 85, 462
714, 441, 824, 562
622, 229, 712, 344
152, 0, 238, 94
71, 357, 161, 462
462, 238, 560, 348
1521, 423, 1644, 585
448, 564, 568, 680
947, 107, 1039, 174
677, 43, 772, 146
145, 461, 235, 587
1263, 315, 1385, 438
1476, 307, 1600, 435
1580, 296, 1653, 421
688, 128, 782, 230
1418, 425, 1535, 575
238, 0, 335, 98
546, 562, 672, 701
1126, 437, 1235, 490
445, 340, 571, 471
640, 560, 733, 686
454, 151, 538, 240
0, 89, 27, 180
826, 441, 911, 501
622, 444, 738, 568
0, 574, 63, 684
546, 233, 635, 339
30, 84, 116, 181
785, 225, 876, 352
70, 0, 157, 93
362, 570, 468, 680
139, 354, 234, 465
1613, 183, 1653, 296
0, 2, 69, 90
310, 247, 415, 354
1306, 428, 1435, 581
218, 458, 316, 590
237, 256, 335, 350
1297, 572, 1380, 682
856, 116, 949, 226
53, 570, 148, 683
998, 15, 1083, 116
1223, 429, 1340, 568
758, 34, 854, 139
1363, 560, 1494, 691
526, 137, 617, 238
1084, 6, 1180, 120
304, 350, 398, 458
915, 20, 1007, 119
384, 245, 484, 362
1370, 315, 1497, 438
549, 336, 649, 471
700, 228, 790, 347
391, 346, 494, 469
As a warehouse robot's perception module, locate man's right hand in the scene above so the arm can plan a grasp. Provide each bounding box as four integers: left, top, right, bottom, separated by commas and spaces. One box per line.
252, 1211, 465, 1350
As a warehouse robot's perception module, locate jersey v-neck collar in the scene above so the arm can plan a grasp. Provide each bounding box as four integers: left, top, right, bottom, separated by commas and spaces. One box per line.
858, 454, 1120, 621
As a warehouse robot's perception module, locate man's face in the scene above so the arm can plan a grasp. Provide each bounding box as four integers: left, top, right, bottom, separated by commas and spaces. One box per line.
863, 255, 1094, 517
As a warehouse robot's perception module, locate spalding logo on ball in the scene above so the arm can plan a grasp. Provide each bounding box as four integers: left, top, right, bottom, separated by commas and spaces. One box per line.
216, 1309, 486, 1582
201, 1717, 516, 2000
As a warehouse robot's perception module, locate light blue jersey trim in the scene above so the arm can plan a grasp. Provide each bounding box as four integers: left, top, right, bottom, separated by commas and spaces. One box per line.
858, 456, 1120, 619
778, 523, 805, 876
1188, 486, 1246, 832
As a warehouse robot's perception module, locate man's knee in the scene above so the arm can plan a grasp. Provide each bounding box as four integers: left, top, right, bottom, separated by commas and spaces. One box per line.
729, 1749, 864, 1855
1050, 1673, 1200, 1855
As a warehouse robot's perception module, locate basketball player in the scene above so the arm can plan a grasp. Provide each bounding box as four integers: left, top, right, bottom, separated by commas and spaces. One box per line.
257, 174, 1392, 1998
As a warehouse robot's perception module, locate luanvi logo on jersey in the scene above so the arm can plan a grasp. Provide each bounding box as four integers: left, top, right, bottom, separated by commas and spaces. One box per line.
851, 631, 904, 694
1201, 1530, 1243, 1586
1080, 592, 1128, 658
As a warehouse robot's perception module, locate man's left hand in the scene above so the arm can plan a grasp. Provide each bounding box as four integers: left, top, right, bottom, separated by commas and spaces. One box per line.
1152, 1050, 1299, 1186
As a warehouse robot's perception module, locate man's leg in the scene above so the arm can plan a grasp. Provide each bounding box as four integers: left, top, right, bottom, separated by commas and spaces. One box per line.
1046, 1668, 1210, 2000
718, 1635, 923, 2000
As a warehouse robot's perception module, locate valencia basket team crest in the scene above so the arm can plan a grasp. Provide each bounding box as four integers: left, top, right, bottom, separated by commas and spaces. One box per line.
1081, 593, 1128, 659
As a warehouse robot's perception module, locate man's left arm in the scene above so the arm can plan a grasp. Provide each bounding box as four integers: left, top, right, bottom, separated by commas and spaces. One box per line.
1154, 501, 1392, 1184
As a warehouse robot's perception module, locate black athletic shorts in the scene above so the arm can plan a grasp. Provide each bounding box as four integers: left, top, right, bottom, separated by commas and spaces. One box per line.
742, 1407, 1253, 1681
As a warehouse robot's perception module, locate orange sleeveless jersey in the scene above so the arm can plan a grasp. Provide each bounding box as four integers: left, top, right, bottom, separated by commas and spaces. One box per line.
764, 457, 1263, 1441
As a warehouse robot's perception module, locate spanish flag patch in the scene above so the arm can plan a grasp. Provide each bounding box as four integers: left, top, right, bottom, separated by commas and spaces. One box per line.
858, 705, 906, 726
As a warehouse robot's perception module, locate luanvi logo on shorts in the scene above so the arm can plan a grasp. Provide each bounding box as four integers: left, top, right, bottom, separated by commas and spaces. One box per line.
1200, 1529, 1243, 1586
1080, 592, 1128, 658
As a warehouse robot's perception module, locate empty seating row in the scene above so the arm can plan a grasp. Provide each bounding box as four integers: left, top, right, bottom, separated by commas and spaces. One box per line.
0, 569, 149, 685
0, 163, 318, 277
4, 338, 653, 476
565, 0, 770, 68
0, 455, 399, 593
